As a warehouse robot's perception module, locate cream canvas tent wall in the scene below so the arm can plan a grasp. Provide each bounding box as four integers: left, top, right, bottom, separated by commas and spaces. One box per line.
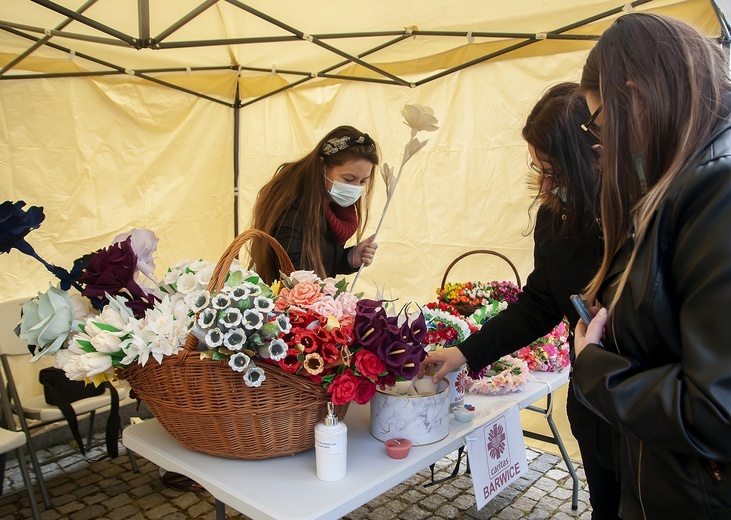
1, 0, 727, 305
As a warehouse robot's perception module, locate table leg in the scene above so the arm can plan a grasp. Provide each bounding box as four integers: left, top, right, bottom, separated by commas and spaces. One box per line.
423, 445, 465, 488
215, 498, 226, 519
523, 392, 579, 511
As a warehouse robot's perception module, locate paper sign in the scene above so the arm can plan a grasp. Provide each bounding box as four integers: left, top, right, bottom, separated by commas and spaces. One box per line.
466, 404, 527, 510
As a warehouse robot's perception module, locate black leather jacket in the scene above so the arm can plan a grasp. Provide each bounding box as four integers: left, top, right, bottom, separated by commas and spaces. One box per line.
573, 121, 731, 519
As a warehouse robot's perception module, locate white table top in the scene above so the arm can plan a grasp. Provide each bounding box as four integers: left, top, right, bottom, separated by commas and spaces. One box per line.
123, 370, 569, 520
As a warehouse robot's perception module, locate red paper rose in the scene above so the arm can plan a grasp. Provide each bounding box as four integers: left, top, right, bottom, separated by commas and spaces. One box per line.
328, 368, 358, 405
354, 377, 377, 405
354, 349, 385, 380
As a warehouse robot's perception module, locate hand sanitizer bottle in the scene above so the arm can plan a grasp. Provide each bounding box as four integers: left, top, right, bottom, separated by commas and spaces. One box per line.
315, 402, 347, 481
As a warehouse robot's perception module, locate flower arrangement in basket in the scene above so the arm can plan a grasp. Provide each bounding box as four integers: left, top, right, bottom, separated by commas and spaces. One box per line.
3, 202, 432, 459
437, 280, 521, 317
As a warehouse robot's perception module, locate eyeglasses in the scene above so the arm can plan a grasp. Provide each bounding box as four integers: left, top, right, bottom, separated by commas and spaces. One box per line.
528, 159, 559, 182
581, 105, 602, 140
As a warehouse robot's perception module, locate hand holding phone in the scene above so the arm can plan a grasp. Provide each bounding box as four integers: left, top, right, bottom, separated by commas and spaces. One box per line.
570, 294, 604, 348
570, 294, 594, 325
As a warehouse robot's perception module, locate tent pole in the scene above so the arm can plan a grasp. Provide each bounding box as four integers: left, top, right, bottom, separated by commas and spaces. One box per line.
234, 83, 241, 238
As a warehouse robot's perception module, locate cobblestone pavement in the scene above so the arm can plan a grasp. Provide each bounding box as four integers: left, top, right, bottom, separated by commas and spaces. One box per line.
1, 434, 591, 520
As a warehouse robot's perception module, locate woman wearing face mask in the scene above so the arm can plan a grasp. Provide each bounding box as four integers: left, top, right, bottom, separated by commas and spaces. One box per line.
423, 83, 621, 519
574, 13, 731, 519
250, 126, 379, 283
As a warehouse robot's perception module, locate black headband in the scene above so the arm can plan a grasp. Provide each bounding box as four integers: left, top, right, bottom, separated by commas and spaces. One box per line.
321, 133, 374, 156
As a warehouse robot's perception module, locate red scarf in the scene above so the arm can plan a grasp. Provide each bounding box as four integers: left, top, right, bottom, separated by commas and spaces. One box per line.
323, 201, 358, 245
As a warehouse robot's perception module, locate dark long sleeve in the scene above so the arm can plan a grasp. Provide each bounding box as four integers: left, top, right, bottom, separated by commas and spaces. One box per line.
458, 206, 602, 372
273, 204, 357, 277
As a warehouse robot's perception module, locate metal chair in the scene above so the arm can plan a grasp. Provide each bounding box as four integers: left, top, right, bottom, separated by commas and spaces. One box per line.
0, 366, 41, 519
0, 297, 137, 509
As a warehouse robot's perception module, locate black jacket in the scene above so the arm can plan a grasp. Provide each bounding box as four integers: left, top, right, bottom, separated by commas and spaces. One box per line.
574, 121, 731, 519
458, 205, 603, 369
273, 202, 357, 278
457, 206, 611, 468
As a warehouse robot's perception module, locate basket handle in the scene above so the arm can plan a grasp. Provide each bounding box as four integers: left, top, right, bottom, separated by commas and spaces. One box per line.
182, 229, 294, 353
440, 249, 522, 289
206, 229, 294, 293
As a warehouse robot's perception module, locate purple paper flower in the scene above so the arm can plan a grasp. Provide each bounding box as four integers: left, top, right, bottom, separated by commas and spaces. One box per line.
0, 200, 80, 290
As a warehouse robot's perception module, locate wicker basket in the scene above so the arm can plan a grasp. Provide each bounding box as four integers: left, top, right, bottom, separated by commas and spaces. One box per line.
440, 249, 522, 317
121, 229, 348, 459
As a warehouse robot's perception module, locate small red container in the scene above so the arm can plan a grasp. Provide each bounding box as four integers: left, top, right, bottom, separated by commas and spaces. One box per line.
384, 438, 413, 459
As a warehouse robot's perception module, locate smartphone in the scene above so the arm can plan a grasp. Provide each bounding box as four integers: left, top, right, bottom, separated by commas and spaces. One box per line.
570, 294, 604, 348
570, 294, 594, 325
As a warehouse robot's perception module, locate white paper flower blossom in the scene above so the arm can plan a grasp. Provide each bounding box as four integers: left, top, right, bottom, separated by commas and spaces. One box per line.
242, 309, 264, 330
204, 328, 224, 348
401, 104, 439, 137
197, 308, 217, 329
244, 366, 266, 387
246, 282, 262, 297
228, 352, 251, 373
220, 308, 243, 329
254, 296, 274, 313
230, 285, 250, 300
212, 293, 232, 310
188, 290, 211, 313
267, 338, 288, 361
276, 314, 291, 334
223, 329, 246, 351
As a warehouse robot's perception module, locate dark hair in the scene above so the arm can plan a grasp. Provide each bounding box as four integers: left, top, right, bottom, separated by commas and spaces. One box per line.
580, 13, 730, 306
522, 82, 600, 239
250, 125, 379, 282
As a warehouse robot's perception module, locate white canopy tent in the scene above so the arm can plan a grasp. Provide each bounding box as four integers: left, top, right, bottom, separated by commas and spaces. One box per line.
0, 0, 727, 305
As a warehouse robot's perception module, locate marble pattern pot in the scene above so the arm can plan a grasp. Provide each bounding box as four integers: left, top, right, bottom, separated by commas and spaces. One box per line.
370, 380, 450, 446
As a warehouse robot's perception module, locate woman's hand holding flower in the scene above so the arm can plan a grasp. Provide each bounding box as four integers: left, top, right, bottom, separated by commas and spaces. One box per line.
348, 234, 378, 268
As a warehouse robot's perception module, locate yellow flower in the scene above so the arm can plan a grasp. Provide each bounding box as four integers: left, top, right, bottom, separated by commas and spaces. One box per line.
323, 315, 341, 331
270, 280, 281, 296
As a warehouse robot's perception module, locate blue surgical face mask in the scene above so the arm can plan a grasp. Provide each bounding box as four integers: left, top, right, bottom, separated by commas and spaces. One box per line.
327, 178, 364, 207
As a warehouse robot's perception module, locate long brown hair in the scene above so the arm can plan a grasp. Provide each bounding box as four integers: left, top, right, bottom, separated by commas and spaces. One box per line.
522, 82, 600, 239
250, 125, 379, 282
580, 13, 729, 309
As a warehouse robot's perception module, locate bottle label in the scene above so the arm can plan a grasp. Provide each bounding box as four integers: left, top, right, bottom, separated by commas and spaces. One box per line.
315, 438, 344, 454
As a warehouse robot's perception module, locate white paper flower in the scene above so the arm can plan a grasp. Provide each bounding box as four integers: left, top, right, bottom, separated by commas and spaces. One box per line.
275, 314, 291, 334
175, 272, 199, 294
253, 296, 274, 313
219, 308, 243, 329
212, 293, 232, 310
187, 290, 211, 313
244, 366, 266, 387
204, 327, 224, 348
90, 330, 123, 353
223, 328, 246, 351
197, 308, 217, 329
401, 104, 439, 136
242, 309, 263, 330
228, 352, 251, 372
267, 338, 288, 361
246, 283, 262, 297
114, 228, 159, 284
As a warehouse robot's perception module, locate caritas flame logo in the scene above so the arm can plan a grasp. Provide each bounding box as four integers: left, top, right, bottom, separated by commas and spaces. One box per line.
487, 423, 507, 459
